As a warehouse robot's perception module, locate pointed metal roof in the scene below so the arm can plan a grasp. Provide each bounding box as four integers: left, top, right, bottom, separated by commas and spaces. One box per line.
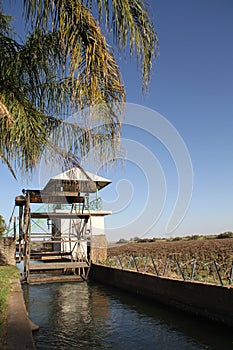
43, 167, 111, 193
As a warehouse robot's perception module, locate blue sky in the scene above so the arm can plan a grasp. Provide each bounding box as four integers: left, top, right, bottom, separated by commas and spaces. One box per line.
1, 0, 233, 240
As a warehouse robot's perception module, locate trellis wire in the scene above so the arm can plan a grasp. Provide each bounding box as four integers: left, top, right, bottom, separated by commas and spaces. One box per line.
103, 254, 232, 287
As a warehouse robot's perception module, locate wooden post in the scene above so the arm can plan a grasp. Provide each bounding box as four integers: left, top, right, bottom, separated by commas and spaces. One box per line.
213, 260, 223, 286
229, 265, 233, 285
24, 192, 31, 283
163, 258, 169, 276
13, 217, 16, 240
175, 259, 185, 281
19, 206, 23, 263
13, 217, 18, 262
117, 255, 123, 269
190, 259, 196, 280
143, 256, 149, 273
151, 255, 159, 276
85, 260, 92, 279
132, 255, 139, 272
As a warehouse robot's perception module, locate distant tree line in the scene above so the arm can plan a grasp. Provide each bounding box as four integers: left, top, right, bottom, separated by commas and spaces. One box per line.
116, 232, 233, 244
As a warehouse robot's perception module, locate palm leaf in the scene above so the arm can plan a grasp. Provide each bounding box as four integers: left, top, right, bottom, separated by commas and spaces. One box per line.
0, 0, 157, 176
23, 0, 159, 92
0, 152, 16, 179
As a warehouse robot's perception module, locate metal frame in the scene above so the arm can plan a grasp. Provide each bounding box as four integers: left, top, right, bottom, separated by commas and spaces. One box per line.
16, 190, 92, 284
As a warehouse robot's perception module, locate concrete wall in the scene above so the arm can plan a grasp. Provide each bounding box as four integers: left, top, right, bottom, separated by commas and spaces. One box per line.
89, 264, 233, 327
89, 216, 105, 236
90, 235, 107, 263
0, 237, 16, 265
7, 279, 36, 350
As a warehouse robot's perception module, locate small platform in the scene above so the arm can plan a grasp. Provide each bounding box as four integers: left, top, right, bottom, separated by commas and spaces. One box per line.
30, 211, 111, 219
29, 261, 89, 271
26, 261, 91, 284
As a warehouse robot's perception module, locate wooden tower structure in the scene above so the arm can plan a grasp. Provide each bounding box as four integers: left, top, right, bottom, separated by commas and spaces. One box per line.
15, 168, 111, 284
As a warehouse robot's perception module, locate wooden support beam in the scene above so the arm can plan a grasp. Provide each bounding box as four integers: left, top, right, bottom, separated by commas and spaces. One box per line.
30, 235, 53, 238
30, 251, 70, 257
24, 189, 85, 204
30, 240, 83, 243
31, 212, 90, 219
40, 256, 67, 261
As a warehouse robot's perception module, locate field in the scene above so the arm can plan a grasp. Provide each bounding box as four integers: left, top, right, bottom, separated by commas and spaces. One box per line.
108, 238, 233, 261
107, 238, 233, 286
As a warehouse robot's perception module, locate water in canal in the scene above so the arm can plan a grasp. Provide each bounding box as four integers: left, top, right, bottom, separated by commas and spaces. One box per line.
23, 281, 233, 350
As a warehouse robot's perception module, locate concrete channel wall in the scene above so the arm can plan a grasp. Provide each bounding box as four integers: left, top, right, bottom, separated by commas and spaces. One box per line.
7, 279, 36, 350
89, 264, 233, 327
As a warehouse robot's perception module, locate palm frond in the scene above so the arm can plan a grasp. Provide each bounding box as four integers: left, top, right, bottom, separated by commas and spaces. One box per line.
98, 0, 159, 92
1, 0, 157, 177
23, 0, 158, 92
0, 7, 12, 35
0, 152, 16, 179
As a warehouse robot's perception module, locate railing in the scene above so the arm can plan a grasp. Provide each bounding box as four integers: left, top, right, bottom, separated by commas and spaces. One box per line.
97, 254, 233, 287
88, 197, 102, 210
47, 196, 102, 212
47, 204, 81, 211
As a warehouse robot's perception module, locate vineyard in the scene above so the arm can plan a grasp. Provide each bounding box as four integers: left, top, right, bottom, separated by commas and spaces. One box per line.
105, 238, 233, 286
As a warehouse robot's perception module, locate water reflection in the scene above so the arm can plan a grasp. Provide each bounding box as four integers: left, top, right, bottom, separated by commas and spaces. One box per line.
23, 281, 233, 350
